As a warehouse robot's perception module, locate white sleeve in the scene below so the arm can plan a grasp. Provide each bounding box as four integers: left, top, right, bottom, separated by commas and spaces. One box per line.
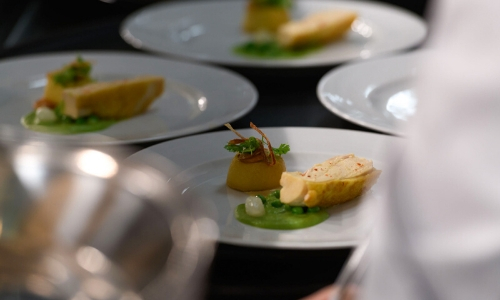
361, 0, 500, 299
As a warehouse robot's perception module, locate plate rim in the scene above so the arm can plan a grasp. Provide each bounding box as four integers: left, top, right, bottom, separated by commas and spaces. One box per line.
0, 50, 259, 146
316, 50, 426, 136
119, 0, 428, 68
127, 126, 401, 249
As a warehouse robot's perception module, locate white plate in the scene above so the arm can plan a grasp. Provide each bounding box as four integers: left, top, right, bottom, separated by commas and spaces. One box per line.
0, 51, 258, 145
120, 0, 427, 68
317, 50, 426, 136
127, 127, 400, 249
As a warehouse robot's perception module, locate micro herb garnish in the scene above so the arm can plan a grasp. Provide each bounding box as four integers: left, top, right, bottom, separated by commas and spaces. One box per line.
273, 143, 290, 156
53, 55, 92, 87
224, 122, 290, 166
253, 0, 292, 8
224, 136, 262, 155
224, 136, 289, 156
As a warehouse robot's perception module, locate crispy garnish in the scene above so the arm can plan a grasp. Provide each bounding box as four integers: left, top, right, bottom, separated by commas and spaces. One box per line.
224, 123, 246, 139
249, 122, 276, 165
223, 122, 290, 166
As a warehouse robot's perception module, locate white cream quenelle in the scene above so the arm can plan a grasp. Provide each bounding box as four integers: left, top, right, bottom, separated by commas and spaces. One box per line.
279, 154, 381, 207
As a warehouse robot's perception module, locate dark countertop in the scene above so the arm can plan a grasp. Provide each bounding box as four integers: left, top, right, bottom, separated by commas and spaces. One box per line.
0, 0, 429, 299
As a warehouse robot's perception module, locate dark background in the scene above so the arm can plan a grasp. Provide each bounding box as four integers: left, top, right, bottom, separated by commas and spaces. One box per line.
0, 0, 429, 299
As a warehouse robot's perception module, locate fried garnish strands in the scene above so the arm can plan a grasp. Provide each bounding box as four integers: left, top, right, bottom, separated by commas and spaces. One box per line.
224, 123, 246, 139
239, 149, 267, 163
250, 122, 276, 166
224, 122, 277, 166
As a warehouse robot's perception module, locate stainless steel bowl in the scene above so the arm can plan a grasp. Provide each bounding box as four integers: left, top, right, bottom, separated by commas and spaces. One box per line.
0, 127, 218, 300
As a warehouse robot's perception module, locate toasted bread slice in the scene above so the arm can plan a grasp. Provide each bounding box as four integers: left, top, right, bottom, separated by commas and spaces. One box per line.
62, 75, 164, 119
279, 154, 380, 207
277, 9, 357, 49
280, 169, 381, 208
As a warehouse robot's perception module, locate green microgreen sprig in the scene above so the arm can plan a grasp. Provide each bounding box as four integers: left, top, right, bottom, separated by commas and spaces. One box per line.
224, 136, 290, 157
53, 55, 92, 87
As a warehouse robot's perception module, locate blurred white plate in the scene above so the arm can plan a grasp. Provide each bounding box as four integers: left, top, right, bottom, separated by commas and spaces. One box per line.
120, 0, 427, 68
128, 127, 400, 249
317, 50, 426, 136
0, 51, 257, 145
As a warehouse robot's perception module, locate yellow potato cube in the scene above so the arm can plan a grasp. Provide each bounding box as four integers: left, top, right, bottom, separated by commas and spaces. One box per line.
226, 155, 286, 192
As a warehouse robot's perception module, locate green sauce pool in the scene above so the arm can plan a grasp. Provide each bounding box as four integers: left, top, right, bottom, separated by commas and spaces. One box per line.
233, 41, 321, 59
21, 111, 117, 135
235, 191, 329, 230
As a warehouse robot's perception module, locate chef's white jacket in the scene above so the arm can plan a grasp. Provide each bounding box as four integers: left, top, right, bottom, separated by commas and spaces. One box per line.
362, 0, 500, 299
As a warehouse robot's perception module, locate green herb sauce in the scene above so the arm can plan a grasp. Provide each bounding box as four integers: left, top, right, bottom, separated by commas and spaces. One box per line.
233, 41, 321, 59
235, 191, 329, 230
21, 111, 117, 135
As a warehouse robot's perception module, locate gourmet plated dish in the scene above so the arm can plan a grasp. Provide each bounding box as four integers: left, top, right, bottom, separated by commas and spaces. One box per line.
224, 123, 381, 230
21, 56, 164, 134
235, 0, 357, 59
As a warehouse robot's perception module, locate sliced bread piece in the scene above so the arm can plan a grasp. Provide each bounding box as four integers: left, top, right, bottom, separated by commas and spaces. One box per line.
277, 10, 357, 49
62, 75, 164, 119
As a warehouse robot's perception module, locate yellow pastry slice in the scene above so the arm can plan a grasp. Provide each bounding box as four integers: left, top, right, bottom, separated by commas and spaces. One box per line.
279, 154, 381, 207
62, 75, 164, 119
277, 9, 357, 49
243, 1, 290, 33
